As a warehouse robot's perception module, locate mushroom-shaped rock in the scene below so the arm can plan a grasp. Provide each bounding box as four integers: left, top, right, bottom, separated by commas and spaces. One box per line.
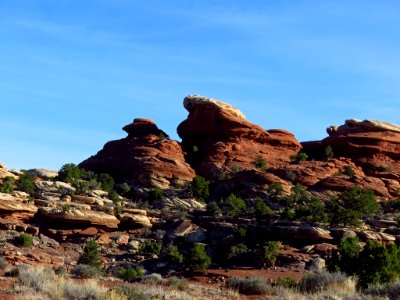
79, 118, 195, 188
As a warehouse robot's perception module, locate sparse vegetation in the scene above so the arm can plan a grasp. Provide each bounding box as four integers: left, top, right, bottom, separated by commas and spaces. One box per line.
254, 155, 267, 171
324, 144, 334, 159
149, 187, 163, 201
139, 239, 162, 255
0, 176, 15, 194
115, 267, 144, 282
191, 175, 210, 202
291, 152, 308, 163
344, 165, 356, 176
71, 264, 101, 278
227, 276, 271, 295
15, 233, 33, 247
326, 186, 378, 227
16, 171, 36, 195
77, 239, 102, 268
185, 243, 211, 271
166, 245, 184, 264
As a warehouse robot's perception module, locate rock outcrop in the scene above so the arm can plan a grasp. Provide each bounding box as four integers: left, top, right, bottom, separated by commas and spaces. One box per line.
79, 118, 195, 188
302, 119, 400, 198
177, 95, 301, 178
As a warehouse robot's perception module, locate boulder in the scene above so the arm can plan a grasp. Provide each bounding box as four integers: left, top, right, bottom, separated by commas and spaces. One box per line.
38, 207, 120, 229
0, 193, 37, 214
177, 95, 301, 179
79, 118, 195, 188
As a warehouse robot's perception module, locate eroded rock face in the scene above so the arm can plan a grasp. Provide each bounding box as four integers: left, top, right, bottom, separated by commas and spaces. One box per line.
79, 118, 195, 188
38, 207, 120, 229
177, 95, 301, 178
0, 163, 17, 181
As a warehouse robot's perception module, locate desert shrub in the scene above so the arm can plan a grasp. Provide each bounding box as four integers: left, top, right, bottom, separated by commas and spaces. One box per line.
191, 175, 209, 202
299, 270, 356, 294
185, 243, 211, 271
114, 204, 122, 215
16, 171, 36, 195
108, 190, 121, 202
324, 145, 334, 159
166, 245, 184, 264
118, 183, 131, 196
206, 201, 222, 216
357, 240, 400, 287
62, 204, 71, 212
56, 163, 82, 183
326, 186, 378, 227
71, 264, 100, 278
222, 194, 246, 217
227, 243, 248, 262
291, 152, 308, 163
254, 198, 275, 219
328, 237, 400, 288
72, 180, 90, 195
267, 182, 283, 201
77, 240, 102, 268
285, 170, 297, 182
15, 233, 33, 247
344, 165, 356, 176
231, 165, 240, 172
363, 281, 400, 299
63, 279, 107, 300
17, 265, 55, 290
149, 187, 163, 201
295, 195, 328, 224
139, 239, 162, 255
227, 276, 271, 295
254, 155, 267, 171
113, 286, 147, 300
0, 176, 15, 194
276, 277, 297, 289
116, 267, 144, 282
95, 173, 114, 192
257, 241, 280, 267
0, 257, 8, 270
327, 236, 361, 275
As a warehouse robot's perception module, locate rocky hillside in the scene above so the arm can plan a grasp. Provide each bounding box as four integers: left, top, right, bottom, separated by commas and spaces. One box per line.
1, 95, 400, 298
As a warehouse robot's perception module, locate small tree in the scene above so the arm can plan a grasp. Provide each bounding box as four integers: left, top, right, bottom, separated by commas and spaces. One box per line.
56, 163, 82, 183
78, 240, 102, 268
17, 171, 36, 195
223, 194, 246, 217
149, 187, 163, 201
185, 243, 211, 272
254, 198, 275, 219
98, 173, 115, 192
327, 186, 378, 227
191, 176, 210, 202
324, 145, 334, 159
0, 176, 15, 194
167, 245, 184, 264
254, 155, 267, 171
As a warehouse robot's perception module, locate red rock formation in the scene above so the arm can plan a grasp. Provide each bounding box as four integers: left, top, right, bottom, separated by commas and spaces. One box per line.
301, 119, 400, 198
79, 118, 195, 188
177, 95, 301, 178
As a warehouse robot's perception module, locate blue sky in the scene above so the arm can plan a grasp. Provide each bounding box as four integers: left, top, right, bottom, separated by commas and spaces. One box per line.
1, 0, 400, 170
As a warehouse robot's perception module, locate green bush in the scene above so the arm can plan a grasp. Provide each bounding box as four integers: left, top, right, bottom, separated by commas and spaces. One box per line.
291, 152, 308, 163
206, 201, 222, 216
71, 264, 100, 278
15, 233, 33, 247
77, 240, 102, 268
97, 173, 114, 192
326, 186, 378, 227
166, 245, 184, 264
185, 243, 211, 272
324, 145, 334, 159
344, 165, 356, 176
17, 171, 36, 195
56, 163, 82, 183
116, 267, 144, 282
72, 180, 90, 195
267, 182, 283, 201
254, 155, 267, 171
191, 176, 209, 202
223, 194, 246, 217
62, 204, 71, 212
139, 239, 162, 255
149, 187, 163, 201
254, 198, 275, 219
258, 241, 280, 267
0, 176, 15, 194
295, 196, 328, 224
327, 237, 400, 288
109, 190, 121, 202
227, 243, 248, 262
275, 277, 297, 289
